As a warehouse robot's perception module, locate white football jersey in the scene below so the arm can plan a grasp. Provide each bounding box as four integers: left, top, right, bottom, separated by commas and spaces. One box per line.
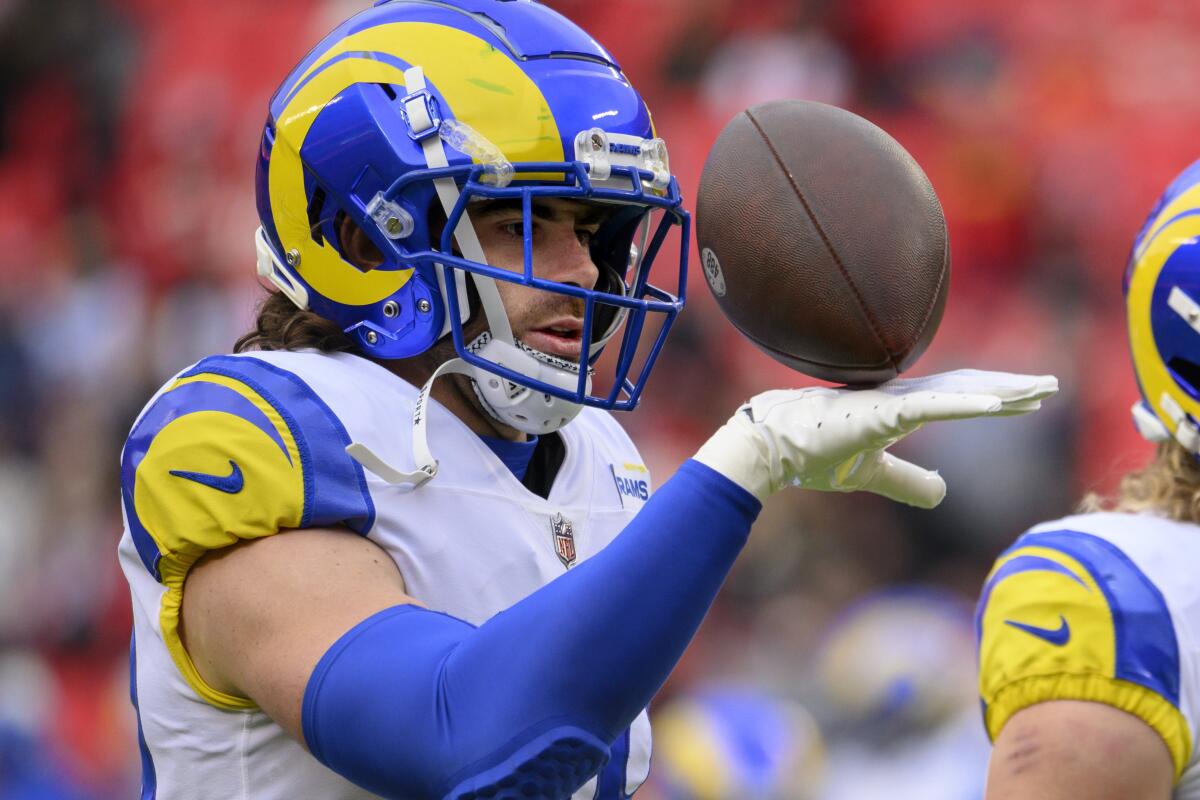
118, 350, 654, 800
976, 511, 1200, 797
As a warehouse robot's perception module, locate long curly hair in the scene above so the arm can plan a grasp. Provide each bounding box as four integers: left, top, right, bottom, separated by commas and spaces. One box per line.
1080, 440, 1200, 523
233, 291, 356, 355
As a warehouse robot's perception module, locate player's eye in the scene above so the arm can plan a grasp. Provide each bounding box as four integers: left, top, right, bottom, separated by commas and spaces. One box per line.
576, 228, 595, 248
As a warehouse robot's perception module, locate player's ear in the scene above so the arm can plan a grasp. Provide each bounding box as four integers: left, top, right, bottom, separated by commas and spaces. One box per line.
338, 214, 385, 271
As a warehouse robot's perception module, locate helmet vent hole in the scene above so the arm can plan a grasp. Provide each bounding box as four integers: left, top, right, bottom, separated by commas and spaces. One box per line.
307, 186, 328, 245
1167, 357, 1200, 402
378, 83, 398, 101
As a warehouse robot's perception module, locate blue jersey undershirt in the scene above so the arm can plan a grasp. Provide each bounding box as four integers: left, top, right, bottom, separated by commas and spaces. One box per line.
480, 435, 539, 481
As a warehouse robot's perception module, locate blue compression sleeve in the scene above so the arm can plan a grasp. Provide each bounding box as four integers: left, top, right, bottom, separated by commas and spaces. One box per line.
302, 460, 760, 800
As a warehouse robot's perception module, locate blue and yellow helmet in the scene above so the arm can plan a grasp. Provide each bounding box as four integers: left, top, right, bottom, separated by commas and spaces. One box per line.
650, 686, 825, 800
813, 587, 976, 738
1125, 159, 1200, 452
254, 0, 688, 420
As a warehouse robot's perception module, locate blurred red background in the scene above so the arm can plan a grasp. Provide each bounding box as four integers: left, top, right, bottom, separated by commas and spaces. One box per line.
0, 0, 1187, 796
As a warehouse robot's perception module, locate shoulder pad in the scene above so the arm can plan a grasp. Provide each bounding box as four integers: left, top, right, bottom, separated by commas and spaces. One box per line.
121, 355, 375, 582
976, 528, 1191, 777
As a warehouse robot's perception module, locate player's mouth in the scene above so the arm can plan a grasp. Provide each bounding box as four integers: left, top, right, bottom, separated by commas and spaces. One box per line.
523, 317, 584, 359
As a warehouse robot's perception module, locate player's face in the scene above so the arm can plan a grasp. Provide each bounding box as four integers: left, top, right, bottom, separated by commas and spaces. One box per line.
471, 198, 606, 360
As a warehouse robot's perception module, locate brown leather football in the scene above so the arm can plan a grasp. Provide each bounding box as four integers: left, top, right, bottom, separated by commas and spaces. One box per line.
695, 100, 949, 385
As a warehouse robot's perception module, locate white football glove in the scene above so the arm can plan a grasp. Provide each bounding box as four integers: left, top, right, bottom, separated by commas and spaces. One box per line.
693, 369, 1059, 508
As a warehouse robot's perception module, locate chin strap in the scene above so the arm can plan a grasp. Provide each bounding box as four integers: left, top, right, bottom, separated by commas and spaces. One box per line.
345, 357, 475, 489
404, 65, 514, 346
463, 331, 589, 436
344, 330, 589, 489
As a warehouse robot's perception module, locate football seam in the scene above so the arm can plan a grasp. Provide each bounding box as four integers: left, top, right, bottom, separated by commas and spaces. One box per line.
743, 108, 899, 371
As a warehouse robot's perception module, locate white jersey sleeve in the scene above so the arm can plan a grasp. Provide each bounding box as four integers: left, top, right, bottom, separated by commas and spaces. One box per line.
976, 512, 1200, 788
120, 353, 376, 709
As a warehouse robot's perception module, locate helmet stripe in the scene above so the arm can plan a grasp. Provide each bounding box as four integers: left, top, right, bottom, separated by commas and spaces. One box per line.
1134, 183, 1200, 262
290, 21, 563, 164
280, 49, 416, 110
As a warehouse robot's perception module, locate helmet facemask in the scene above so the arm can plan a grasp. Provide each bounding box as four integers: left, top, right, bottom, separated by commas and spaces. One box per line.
347, 67, 687, 439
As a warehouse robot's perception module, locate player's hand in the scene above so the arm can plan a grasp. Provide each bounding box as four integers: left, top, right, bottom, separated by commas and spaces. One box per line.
693, 369, 1059, 508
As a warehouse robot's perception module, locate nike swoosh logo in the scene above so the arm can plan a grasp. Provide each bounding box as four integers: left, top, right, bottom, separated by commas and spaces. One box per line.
1004, 614, 1070, 646
169, 460, 245, 494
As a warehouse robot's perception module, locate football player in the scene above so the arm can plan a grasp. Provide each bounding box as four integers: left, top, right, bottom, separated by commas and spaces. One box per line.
977, 160, 1200, 799
118, 2, 1057, 799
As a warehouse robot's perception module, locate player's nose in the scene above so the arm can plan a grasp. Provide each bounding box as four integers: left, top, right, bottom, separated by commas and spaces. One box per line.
541, 225, 600, 291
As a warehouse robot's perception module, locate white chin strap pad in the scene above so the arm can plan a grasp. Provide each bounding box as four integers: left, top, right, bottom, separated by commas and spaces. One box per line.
403, 63, 587, 437
468, 336, 588, 435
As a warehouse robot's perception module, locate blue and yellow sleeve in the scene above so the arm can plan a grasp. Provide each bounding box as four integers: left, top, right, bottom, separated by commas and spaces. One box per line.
976, 529, 1190, 779
120, 355, 375, 708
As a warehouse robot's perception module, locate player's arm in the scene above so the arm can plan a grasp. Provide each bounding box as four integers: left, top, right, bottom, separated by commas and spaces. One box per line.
166, 366, 1056, 800
180, 527, 415, 737
292, 369, 1053, 800
178, 457, 758, 800
986, 701, 1172, 800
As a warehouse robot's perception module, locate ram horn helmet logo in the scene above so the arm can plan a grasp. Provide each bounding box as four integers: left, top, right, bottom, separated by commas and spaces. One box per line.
550, 512, 577, 568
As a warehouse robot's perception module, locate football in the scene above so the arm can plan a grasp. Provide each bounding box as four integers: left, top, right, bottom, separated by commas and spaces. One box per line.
695, 100, 949, 385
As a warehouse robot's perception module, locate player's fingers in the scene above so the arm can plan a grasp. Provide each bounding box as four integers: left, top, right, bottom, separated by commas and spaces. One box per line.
1022, 374, 1060, 400
988, 399, 1043, 416
891, 392, 1003, 428
988, 375, 1058, 413
861, 452, 947, 509
881, 371, 1059, 405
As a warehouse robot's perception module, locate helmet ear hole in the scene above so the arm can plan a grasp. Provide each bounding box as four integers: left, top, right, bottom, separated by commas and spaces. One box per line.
1167, 357, 1200, 402
336, 212, 386, 271
307, 186, 328, 245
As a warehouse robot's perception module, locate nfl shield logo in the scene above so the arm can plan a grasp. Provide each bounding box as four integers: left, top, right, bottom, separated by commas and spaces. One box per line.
550, 512, 577, 568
